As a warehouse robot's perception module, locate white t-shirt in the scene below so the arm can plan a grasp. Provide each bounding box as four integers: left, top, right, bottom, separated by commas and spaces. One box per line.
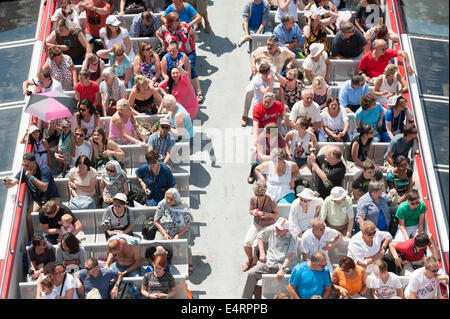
321, 106, 348, 131
41, 289, 58, 299
366, 272, 402, 299
54, 273, 78, 299
302, 51, 328, 80
32, 77, 64, 94
252, 73, 273, 106
289, 100, 321, 124
99, 27, 135, 61
347, 230, 392, 266
300, 226, 339, 264
68, 166, 98, 197
70, 140, 93, 168
404, 267, 445, 299
288, 197, 324, 237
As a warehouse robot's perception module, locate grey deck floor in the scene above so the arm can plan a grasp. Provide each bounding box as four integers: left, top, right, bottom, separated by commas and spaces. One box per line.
187, 1, 255, 299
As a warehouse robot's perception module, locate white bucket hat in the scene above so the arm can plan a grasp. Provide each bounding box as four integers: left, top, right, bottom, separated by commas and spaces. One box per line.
113, 193, 127, 203
297, 188, 316, 200
309, 43, 324, 58
330, 186, 348, 201
106, 15, 121, 26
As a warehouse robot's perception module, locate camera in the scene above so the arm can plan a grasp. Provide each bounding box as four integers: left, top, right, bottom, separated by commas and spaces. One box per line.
26, 90, 32, 96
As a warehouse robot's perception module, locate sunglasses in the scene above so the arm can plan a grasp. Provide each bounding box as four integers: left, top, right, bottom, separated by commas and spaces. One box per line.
79, 108, 87, 112
144, 47, 152, 51
113, 203, 124, 208
54, 52, 62, 57
286, 77, 295, 81
148, 160, 158, 165
53, 269, 65, 275
409, 200, 420, 205
85, 265, 96, 271
106, 168, 116, 173
160, 126, 171, 130
428, 269, 440, 273
315, 263, 327, 269
75, 133, 84, 137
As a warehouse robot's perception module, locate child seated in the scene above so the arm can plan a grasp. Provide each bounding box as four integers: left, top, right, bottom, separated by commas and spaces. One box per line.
40, 275, 57, 299
144, 245, 172, 274
58, 213, 86, 241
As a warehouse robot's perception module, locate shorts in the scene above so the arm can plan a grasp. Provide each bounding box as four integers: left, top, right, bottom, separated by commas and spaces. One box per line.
185, 0, 208, 15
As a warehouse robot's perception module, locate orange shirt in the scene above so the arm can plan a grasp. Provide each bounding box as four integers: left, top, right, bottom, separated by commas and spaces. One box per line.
334, 265, 365, 296
85, 0, 110, 37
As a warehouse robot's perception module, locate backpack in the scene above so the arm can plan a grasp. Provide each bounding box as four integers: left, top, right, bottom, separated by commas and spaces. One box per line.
116, 281, 141, 299
142, 216, 157, 240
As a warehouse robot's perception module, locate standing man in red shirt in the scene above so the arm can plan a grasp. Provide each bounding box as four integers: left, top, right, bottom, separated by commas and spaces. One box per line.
79, 0, 110, 42
358, 39, 414, 84
252, 92, 286, 147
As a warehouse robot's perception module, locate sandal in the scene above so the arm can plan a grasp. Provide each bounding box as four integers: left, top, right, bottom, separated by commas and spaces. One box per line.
241, 260, 252, 272
247, 175, 255, 184
188, 264, 194, 276
196, 92, 204, 104
241, 116, 248, 127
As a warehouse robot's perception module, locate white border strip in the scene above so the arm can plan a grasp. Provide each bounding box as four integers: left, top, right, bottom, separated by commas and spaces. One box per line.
402, 33, 449, 253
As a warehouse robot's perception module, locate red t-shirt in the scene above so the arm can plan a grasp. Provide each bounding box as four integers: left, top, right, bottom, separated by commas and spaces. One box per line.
74, 80, 100, 105
84, 0, 110, 37
358, 49, 398, 78
395, 238, 425, 262
252, 100, 285, 128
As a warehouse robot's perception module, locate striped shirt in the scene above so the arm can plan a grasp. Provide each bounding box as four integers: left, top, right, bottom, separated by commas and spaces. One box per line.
147, 131, 176, 161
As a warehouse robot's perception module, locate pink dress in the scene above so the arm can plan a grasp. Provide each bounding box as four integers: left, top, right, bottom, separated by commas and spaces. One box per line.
159, 73, 198, 119
109, 116, 134, 145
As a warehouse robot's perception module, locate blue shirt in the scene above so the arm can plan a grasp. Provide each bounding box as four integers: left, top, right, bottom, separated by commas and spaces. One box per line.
355, 102, 384, 129
385, 133, 414, 160
384, 106, 406, 133
356, 191, 391, 230
76, 267, 119, 299
338, 80, 369, 108
131, 12, 162, 37
289, 261, 332, 299
164, 3, 197, 23
147, 131, 176, 162
273, 23, 303, 53
169, 104, 194, 140
15, 164, 59, 203
248, 2, 264, 30
135, 162, 176, 204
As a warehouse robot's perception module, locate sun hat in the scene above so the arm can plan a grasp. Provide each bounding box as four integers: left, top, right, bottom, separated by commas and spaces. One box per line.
159, 118, 171, 126
60, 119, 70, 127
330, 186, 348, 201
28, 125, 40, 135
297, 188, 316, 200
113, 193, 127, 203
275, 217, 290, 231
106, 15, 121, 26
309, 43, 325, 58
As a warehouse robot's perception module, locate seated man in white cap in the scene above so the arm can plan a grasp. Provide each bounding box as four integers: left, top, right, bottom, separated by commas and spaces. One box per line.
300, 217, 342, 271
302, 43, 331, 85
319, 186, 354, 238
242, 217, 297, 299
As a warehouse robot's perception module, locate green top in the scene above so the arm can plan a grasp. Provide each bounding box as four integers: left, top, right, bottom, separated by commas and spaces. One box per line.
395, 200, 426, 227
319, 196, 354, 227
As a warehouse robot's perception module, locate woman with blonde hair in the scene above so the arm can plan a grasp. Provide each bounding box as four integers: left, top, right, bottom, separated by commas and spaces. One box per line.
311, 75, 332, 109
109, 98, 146, 147
374, 64, 408, 106
98, 43, 133, 88
128, 75, 163, 115
133, 41, 161, 85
